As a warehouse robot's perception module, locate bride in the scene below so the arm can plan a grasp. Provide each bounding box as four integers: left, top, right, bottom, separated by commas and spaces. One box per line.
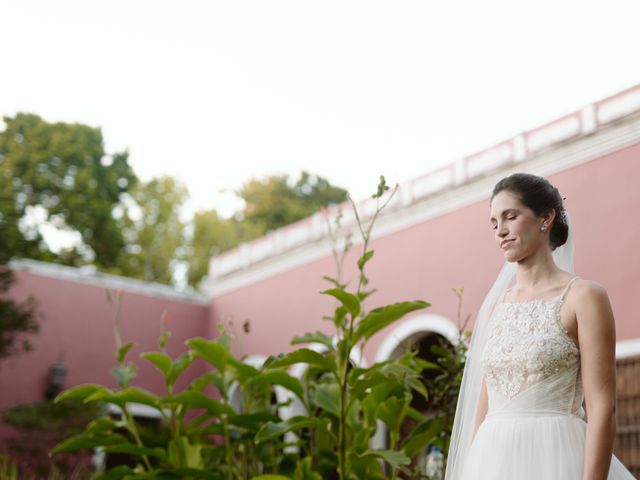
445, 173, 635, 479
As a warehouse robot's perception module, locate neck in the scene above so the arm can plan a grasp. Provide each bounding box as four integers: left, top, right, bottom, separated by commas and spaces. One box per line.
514, 246, 561, 289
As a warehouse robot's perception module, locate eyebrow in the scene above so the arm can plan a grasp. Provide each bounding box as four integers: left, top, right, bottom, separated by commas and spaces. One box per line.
489, 208, 519, 222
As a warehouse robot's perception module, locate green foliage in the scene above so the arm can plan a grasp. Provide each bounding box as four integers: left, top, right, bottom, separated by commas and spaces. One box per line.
0, 113, 137, 268
237, 170, 347, 232
186, 171, 348, 288
48, 177, 468, 479
114, 176, 188, 285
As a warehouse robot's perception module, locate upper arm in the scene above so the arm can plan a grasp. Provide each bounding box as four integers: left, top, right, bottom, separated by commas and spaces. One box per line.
574, 280, 617, 415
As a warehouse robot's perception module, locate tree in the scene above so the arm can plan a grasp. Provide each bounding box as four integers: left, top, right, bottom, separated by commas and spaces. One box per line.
237, 170, 348, 231
186, 171, 348, 287
0, 113, 137, 268
115, 176, 188, 285
186, 210, 264, 287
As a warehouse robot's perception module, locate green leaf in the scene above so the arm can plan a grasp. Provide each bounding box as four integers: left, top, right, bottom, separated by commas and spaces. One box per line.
94, 466, 133, 480
247, 370, 305, 402
85, 387, 162, 411
291, 331, 334, 350
167, 351, 196, 386
251, 476, 291, 480
51, 433, 129, 453
110, 362, 138, 388
103, 443, 167, 460
314, 382, 340, 417
322, 288, 360, 318
53, 384, 111, 404
358, 449, 410, 469
376, 394, 410, 433
353, 300, 429, 343
293, 456, 322, 480
141, 352, 172, 377
116, 341, 136, 363
163, 391, 233, 416
401, 416, 446, 457
357, 250, 374, 270
267, 348, 335, 373
255, 416, 330, 443
85, 416, 121, 434
187, 338, 230, 371
228, 412, 280, 431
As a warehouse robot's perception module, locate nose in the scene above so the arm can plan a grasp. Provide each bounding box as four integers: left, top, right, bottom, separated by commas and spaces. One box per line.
496, 223, 508, 238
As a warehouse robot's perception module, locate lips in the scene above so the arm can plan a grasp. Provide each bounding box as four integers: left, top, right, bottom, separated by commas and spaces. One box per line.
501, 239, 514, 248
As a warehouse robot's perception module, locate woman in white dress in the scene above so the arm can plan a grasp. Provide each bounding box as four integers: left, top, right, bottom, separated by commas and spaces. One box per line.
445, 173, 636, 479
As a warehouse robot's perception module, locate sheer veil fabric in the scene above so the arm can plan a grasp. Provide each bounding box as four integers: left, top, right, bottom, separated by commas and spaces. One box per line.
445, 215, 576, 479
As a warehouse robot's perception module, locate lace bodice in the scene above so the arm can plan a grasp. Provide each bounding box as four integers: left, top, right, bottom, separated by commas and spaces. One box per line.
481, 277, 584, 415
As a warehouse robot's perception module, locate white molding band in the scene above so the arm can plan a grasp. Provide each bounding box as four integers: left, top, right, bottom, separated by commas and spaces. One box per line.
9, 258, 207, 305
374, 314, 460, 364
616, 338, 640, 359
203, 106, 640, 297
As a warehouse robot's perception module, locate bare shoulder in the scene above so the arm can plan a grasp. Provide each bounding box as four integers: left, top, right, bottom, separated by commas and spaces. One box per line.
568, 278, 615, 331
571, 278, 609, 302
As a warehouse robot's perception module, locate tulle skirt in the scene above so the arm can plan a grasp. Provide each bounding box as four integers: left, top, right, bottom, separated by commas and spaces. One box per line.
460, 410, 636, 480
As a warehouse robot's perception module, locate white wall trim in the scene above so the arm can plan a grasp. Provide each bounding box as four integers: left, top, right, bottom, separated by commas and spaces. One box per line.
203, 108, 640, 298
9, 258, 207, 305
616, 338, 640, 359
374, 314, 460, 364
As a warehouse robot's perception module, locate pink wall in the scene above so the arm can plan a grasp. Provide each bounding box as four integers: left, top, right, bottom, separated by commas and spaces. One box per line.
0, 271, 209, 410
211, 143, 640, 363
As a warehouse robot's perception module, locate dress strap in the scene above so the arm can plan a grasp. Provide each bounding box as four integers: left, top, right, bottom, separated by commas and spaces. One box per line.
560, 276, 581, 301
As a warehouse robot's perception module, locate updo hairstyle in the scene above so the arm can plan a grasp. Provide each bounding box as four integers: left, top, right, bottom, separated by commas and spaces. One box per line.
491, 173, 569, 250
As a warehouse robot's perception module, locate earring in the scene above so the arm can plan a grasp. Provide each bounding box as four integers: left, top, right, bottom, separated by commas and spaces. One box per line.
541, 224, 547, 231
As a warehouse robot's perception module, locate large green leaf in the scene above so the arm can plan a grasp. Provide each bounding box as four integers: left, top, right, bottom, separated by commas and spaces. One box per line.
51, 433, 129, 453
228, 412, 279, 431
321, 288, 360, 318
358, 449, 410, 469
352, 301, 429, 343
291, 331, 334, 349
376, 394, 410, 433
141, 352, 172, 378
103, 443, 167, 460
187, 338, 230, 371
314, 382, 340, 417
247, 370, 305, 401
401, 416, 446, 457
167, 351, 197, 386
94, 466, 133, 480
162, 391, 233, 416
85, 387, 162, 411
255, 416, 330, 443
293, 456, 322, 480
54, 384, 111, 404
267, 348, 335, 373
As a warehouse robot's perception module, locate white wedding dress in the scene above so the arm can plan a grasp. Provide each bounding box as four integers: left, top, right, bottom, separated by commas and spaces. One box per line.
459, 277, 636, 479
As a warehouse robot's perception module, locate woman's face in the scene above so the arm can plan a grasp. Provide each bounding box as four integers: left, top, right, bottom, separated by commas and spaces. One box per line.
490, 190, 549, 262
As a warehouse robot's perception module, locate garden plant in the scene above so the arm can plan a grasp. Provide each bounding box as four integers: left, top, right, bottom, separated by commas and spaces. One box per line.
48, 177, 468, 480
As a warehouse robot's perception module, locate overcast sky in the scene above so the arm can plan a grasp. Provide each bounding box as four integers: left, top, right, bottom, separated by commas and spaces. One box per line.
2, 0, 639, 218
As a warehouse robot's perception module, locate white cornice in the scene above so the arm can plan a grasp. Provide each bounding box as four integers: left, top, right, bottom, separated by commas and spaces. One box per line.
9, 258, 208, 305
202, 110, 640, 297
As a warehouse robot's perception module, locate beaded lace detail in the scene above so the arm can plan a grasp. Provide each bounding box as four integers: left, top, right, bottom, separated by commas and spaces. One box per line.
481, 285, 580, 400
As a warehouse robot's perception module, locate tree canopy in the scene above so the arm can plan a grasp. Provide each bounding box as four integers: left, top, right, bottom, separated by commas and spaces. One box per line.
0, 113, 349, 290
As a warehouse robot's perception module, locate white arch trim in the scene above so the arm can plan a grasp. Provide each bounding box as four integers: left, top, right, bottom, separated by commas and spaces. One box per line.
375, 314, 460, 364
616, 338, 640, 359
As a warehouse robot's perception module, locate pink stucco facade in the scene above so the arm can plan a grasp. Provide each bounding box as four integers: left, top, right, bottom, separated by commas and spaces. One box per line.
210, 141, 640, 363
0, 268, 209, 410
1, 83, 640, 416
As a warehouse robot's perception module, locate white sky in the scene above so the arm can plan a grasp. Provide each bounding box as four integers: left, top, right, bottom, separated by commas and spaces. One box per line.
2, 0, 639, 219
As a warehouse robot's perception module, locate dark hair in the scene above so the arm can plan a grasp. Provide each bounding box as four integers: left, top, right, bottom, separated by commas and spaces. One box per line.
491, 173, 569, 250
